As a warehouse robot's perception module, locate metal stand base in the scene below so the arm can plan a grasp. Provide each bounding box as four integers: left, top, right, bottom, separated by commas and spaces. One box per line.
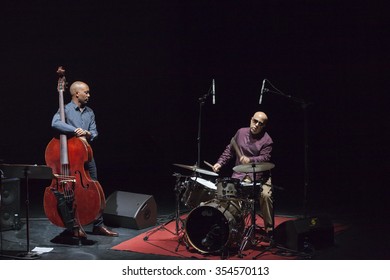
17, 251, 40, 260
143, 174, 190, 252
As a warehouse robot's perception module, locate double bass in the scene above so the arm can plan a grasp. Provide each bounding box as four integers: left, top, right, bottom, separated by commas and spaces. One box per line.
43, 67, 105, 229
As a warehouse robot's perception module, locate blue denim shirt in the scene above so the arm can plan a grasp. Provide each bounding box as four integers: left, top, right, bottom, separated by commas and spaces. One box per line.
51, 101, 98, 141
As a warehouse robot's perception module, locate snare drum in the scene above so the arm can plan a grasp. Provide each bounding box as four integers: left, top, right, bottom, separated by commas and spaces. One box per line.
181, 177, 217, 208
239, 181, 263, 199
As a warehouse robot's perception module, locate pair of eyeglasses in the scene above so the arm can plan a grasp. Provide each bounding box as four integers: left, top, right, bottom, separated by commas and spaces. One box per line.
251, 118, 264, 126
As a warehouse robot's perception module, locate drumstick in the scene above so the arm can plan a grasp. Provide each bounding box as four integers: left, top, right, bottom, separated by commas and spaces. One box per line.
203, 160, 214, 169
230, 137, 243, 158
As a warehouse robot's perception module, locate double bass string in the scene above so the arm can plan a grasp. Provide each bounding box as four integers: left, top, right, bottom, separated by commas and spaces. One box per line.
61, 163, 69, 200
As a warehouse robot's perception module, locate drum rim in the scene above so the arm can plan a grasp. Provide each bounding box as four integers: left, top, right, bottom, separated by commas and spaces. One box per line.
190, 176, 217, 190
216, 177, 241, 184
184, 200, 244, 254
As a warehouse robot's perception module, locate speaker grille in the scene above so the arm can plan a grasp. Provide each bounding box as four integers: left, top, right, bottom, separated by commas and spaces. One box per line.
274, 216, 334, 251
103, 191, 157, 230
1, 178, 21, 231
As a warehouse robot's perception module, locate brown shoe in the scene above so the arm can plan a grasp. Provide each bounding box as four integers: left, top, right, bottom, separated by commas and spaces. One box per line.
92, 226, 119, 237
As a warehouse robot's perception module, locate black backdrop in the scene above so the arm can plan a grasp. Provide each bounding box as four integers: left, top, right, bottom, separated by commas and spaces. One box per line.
1, 1, 388, 217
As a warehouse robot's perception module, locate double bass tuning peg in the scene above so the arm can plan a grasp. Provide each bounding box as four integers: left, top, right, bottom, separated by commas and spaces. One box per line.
57, 66, 65, 76
56, 66, 68, 90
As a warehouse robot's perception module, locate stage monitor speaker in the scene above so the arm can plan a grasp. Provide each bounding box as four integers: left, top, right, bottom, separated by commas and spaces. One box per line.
103, 191, 157, 230
274, 216, 334, 251
0, 178, 21, 231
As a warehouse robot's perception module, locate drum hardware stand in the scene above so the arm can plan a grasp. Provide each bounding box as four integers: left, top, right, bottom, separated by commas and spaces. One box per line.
238, 165, 264, 257
143, 173, 189, 251
252, 187, 277, 259
173, 175, 190, 251
252, 185, 304, 259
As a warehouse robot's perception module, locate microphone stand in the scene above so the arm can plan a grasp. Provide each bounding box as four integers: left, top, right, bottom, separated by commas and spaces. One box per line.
0, 170, 4, 255
196, 81, 214, 168
263, 80, 312, 218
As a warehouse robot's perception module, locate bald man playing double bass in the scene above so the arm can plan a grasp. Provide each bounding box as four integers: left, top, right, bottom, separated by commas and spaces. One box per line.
51, 81, 118, 238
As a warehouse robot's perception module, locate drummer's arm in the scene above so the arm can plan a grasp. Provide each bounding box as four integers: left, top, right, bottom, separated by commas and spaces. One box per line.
252, 143, 272, 163
213, 143, 234, 172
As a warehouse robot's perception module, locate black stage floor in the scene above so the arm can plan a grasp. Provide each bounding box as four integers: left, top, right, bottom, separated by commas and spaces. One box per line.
1, 191, 389, 261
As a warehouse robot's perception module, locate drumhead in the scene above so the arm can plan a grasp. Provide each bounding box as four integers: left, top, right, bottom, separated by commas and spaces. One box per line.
185, 204, 229, 253
190, 177, 217, 190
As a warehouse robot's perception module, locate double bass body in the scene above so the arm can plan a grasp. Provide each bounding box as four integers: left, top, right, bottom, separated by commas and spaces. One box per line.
44, 136, 105, 228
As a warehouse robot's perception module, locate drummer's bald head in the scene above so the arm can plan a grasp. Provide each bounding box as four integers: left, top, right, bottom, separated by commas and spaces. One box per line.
252, 112, 268, 124
250, 111, 268, 135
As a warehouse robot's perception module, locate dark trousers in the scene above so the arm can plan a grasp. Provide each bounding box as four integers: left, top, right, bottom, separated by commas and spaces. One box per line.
85, 158, 103, 227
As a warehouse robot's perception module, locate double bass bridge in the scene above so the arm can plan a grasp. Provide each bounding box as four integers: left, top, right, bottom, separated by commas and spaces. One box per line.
52, 173, 76, 200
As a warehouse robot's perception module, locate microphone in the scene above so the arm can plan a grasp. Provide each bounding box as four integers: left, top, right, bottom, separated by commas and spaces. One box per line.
259, 79, 266, 104
212, 79, 215, 104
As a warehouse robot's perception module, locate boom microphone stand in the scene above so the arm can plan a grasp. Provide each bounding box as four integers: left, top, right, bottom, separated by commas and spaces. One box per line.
196, 79, 215, 168
0, 169, 4, 255
261, 79, 312, 218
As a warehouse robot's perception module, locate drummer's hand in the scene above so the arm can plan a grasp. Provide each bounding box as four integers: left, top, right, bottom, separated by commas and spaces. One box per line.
212, 163, 221, 172
240, 156, 250, 164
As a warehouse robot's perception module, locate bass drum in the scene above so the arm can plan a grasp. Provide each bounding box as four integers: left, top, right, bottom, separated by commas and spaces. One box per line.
185, 199, 245, 254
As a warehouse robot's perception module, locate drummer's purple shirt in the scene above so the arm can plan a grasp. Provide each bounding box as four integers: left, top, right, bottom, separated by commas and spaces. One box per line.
217, 127, 273, 180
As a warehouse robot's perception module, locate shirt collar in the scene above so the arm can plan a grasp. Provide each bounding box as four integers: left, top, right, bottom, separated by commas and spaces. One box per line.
70, 101, 88, 112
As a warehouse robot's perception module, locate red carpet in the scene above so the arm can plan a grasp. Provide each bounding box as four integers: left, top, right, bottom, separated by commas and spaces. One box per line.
112, 213, 304, 260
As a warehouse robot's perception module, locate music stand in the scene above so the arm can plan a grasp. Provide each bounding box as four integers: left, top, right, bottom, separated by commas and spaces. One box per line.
0, 164, 52, 259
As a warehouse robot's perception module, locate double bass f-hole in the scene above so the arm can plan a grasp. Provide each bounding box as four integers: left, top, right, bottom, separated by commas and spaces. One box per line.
75, 170, 89, 189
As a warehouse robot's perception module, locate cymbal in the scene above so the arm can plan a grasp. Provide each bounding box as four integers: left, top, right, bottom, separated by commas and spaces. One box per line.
233, 162, 275, 173
173, 163, 218, 176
